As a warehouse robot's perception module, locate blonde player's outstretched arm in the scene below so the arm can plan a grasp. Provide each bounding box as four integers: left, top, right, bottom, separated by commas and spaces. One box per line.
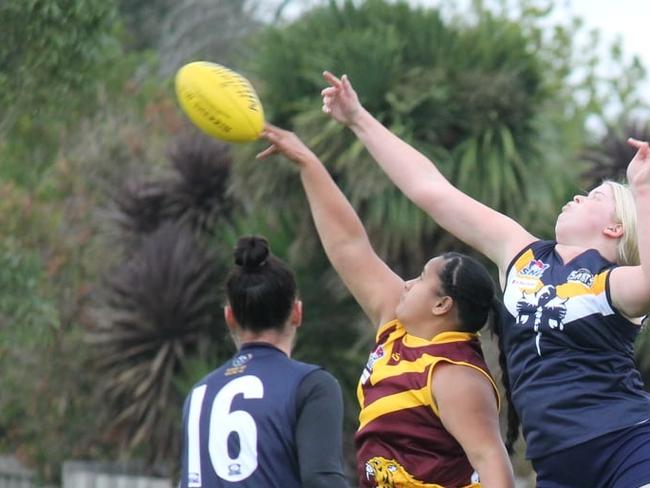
609, 138, 650, 319
258, 124, 403, 327
322, 71, 535, 274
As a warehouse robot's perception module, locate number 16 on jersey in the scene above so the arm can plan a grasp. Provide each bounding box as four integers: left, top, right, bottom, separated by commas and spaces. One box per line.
185, 375, 264, 486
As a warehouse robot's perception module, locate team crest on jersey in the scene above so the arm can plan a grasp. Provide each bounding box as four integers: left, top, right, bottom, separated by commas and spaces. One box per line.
232, 353, 252, 367
360, 345, 385, 385
512, 258, 550, 290
567, 268, 594, 288
520, 259, 550, 278
225, 353, 252, 376
367, 345, 384, 370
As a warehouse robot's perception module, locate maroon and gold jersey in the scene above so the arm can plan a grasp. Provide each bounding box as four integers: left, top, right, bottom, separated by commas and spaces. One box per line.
355, 320, 499, 488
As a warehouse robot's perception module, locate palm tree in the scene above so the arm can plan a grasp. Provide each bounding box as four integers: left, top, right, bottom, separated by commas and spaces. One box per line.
582, 120, 650, 186
88, 222, 224, 465
89, 131, 236, 465
234, 0, 580, 276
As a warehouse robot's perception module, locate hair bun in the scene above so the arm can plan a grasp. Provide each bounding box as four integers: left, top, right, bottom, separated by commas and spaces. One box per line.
234, 236, 270, 270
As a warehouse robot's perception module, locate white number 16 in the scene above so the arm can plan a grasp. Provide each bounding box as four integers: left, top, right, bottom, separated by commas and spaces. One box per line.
186, 375, 264, 486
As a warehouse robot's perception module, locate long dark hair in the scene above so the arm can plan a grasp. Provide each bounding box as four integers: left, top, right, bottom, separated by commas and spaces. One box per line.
438, 252, 520, 453
225, 236, 297, 333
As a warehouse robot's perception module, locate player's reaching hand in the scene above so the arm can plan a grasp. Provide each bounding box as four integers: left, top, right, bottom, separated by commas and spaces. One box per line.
626, 138, 650, 192
321, 71, 364, 127
257, 123, 319, 167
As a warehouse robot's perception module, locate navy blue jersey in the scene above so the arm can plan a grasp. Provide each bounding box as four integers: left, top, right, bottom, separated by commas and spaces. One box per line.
502, 240, 650, 459
180, 343, 320, 487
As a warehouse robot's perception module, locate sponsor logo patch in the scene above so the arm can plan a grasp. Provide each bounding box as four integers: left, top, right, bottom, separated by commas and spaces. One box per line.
567, 268, 594, 288
225, 353, 252, 376
519, 259, 550, 279
360, 345, 385, 385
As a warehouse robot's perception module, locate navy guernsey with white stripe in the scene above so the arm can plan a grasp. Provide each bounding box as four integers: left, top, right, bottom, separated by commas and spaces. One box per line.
180, 343, 319, 488
501, 240, 650, 459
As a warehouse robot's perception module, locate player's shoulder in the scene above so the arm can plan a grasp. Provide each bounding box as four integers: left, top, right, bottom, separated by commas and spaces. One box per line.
300, 368, 342, 400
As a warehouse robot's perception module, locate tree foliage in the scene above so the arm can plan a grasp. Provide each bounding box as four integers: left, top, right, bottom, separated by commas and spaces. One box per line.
0, 0, 120, 131
582, 120, 650, 187
89, 223, 223, 465
234, 0, 586, 276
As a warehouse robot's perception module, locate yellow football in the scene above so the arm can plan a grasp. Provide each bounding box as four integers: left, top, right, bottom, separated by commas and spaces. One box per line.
175, 61, 265, 143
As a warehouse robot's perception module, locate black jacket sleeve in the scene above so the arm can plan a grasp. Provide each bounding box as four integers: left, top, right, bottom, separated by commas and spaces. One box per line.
295, 369, 350, 488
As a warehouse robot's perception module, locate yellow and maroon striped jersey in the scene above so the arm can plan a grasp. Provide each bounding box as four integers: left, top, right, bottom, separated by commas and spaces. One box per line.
355, 320, 499, 488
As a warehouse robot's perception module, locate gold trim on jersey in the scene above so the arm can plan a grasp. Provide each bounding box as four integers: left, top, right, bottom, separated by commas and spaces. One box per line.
359, 385, 431, 430
556, 271, 607, 298
513, 249, 535, 271
369, 322, 478, 384
511, 249, 608, 298
359, 320, 500, 429
375, 320, 478, 345
426, 359, 501, 416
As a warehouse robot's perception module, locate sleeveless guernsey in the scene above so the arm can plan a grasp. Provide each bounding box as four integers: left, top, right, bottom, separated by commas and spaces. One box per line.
502, 240, 650, 459
355, 320, 498, 488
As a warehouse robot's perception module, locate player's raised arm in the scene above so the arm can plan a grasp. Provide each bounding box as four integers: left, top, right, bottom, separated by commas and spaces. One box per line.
609, 138, 650, 319
321, 71, 535, 273
258, 124, 403, 327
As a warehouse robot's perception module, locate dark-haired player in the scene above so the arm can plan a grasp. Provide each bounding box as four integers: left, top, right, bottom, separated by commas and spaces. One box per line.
259, 126, 514, 487
179, 236, 349, 488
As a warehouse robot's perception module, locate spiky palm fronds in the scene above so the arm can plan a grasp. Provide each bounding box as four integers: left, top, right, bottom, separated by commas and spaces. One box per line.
88, 223, 225, 464
166, 131, 234, 233
109, 179, 174, 237
582, 120, 650, 186
106, 131, 234, 246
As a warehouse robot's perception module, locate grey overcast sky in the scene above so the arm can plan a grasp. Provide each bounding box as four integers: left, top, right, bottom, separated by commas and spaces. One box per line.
562, 1, 650, 111
557, 0, 648, 71
414, 0, 650, 120
438, 0, 649, 100
419, 0, 648, 70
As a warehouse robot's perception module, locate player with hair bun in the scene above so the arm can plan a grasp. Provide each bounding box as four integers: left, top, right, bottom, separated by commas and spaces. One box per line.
179, 236, 349, 488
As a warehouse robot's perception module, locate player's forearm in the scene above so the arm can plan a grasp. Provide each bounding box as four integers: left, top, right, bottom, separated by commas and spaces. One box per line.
471, 446, 515, 488
299, 157, 371, 264
477, 467, 515, 488
633, 184, 650, 310
349, 108, 451, 209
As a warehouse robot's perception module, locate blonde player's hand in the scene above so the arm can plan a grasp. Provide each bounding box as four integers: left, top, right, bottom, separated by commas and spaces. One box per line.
257, 123, 318, 167
321, 71, 363, 126
626, 138, 650, 191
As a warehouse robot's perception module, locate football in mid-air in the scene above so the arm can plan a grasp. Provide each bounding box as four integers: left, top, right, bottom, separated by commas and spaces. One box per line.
175, 61, 264, 143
